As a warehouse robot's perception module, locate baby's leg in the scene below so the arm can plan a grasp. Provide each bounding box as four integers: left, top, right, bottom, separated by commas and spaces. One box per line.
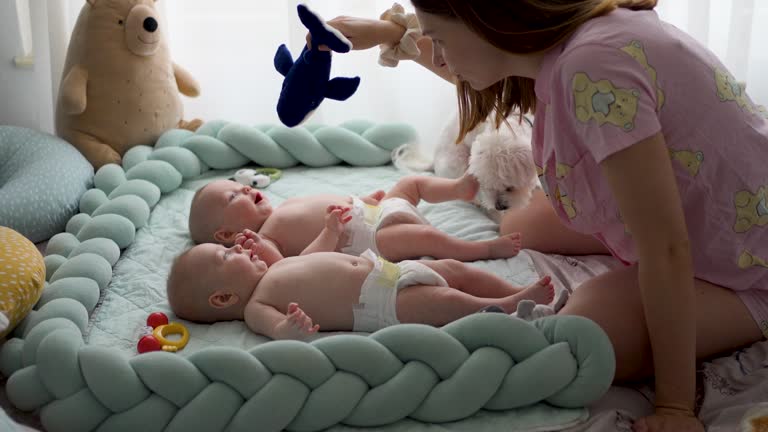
396, 283, 553, 326
359, 190, 386, 205
376, 224, 522, 262
419, 259, 554, 300
383, 174, 479, 206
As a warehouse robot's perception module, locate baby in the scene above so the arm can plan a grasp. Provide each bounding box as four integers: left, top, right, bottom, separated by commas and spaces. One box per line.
188, 173, 523, 262
167, 240, 554, 339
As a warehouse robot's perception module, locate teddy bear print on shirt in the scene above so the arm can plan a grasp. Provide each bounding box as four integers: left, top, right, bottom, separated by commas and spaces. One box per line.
536, 164, 578, 220
714, 68, 768, 118
738, 250, 768, 269
620, 40, 666, 111
669, 149, 704, 177
555, 163, 578, 219
572, 72, 640, 131
733, 186, 768, 233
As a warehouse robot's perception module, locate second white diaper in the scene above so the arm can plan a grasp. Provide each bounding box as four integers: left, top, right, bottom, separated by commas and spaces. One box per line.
352, 249, 447, 332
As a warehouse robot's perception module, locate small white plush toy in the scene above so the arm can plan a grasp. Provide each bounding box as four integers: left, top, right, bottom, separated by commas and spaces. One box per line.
476, 289, 570, 321
512, 290, 570, 321
231, 168, 282, 189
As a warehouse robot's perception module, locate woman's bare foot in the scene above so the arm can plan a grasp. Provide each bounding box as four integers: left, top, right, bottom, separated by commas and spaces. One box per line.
488, 232, 522, 258
504, 276, 554, 308
456, 174, 480, 202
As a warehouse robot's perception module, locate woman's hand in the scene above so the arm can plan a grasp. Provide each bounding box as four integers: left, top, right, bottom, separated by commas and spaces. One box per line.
306, 16, 405, 51
633, 410, 704, 431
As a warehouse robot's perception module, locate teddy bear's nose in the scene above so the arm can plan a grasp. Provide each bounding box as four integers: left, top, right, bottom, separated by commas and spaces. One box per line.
143, 17, 158, 33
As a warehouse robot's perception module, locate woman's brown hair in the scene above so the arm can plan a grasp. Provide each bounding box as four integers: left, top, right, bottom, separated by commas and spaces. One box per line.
410, 0, 658, 141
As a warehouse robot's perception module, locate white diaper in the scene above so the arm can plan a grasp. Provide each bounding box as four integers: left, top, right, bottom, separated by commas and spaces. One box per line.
353, 249, 448, 332
340, 196, 429, 256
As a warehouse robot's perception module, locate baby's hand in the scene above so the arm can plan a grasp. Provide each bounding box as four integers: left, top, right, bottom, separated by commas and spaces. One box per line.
325, 205, 352, 234
234, 229, 262, 250
273, 303, 320, 340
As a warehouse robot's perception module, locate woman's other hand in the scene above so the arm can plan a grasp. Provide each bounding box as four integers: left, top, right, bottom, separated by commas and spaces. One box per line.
633, 411, 704, 432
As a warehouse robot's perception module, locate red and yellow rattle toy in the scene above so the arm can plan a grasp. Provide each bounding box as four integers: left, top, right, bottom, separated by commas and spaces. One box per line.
137, 312, 189, 354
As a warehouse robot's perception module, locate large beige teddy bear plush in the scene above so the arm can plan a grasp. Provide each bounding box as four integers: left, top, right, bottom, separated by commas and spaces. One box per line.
56, 0, 202, 169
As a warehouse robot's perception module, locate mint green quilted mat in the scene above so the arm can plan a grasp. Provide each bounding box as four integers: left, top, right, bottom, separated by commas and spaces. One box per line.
84, 165, 589, 431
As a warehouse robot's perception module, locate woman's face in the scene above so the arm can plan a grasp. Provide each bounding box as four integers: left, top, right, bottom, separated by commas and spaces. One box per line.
415, 10, 543, 88
416, 10, 512, 90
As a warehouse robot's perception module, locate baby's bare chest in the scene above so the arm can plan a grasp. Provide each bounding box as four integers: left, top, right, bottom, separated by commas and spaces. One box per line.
263, 197, 353, 254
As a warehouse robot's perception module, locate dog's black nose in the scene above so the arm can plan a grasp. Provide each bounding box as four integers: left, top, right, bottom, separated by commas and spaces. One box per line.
495, 202, 508, 211
143, 17, 158, 32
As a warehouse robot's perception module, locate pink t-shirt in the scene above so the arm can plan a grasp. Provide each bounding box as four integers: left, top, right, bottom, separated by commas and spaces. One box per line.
533, 8, 768, 291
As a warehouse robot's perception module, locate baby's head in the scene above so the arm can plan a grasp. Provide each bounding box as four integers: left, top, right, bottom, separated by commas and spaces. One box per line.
167, 243, 268, 323
189, 180, 273, 245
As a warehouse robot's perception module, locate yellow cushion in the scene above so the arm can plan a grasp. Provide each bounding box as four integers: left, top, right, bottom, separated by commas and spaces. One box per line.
0, 227, 45, 338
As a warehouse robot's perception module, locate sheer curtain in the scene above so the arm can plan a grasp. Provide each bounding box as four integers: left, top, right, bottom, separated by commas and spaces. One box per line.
655, 0, 767, 104
1, 0, 766, 153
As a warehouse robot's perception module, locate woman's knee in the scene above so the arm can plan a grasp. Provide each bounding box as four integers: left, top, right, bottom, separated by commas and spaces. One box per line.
558, 268, 654, 381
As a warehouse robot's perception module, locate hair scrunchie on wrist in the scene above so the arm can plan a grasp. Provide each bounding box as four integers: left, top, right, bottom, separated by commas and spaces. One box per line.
378, 3, 422, 67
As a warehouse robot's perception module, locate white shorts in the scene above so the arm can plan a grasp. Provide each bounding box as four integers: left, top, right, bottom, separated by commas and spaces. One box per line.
352, 249, 447, 332
340, 196, 429, 256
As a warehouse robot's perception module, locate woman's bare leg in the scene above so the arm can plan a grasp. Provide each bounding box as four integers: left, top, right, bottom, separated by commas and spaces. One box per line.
376, 224, 521, 261
500, 189, 609, 255
558, 264, 762, 381
383, 174, 479, 206
418, 259, 553, 301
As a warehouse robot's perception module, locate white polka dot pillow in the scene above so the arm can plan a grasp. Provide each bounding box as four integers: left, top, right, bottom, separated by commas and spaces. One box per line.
0, 227, 45, 338
0, 126, 94, 243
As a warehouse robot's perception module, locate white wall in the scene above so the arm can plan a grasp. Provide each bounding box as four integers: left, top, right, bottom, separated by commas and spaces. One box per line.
656, 0, 768, 104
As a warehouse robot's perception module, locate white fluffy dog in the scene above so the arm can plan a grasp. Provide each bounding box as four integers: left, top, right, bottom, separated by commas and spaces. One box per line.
431, 113, 538, 221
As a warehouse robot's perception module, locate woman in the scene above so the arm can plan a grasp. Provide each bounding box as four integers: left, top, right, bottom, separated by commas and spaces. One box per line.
312, 1, 768, 431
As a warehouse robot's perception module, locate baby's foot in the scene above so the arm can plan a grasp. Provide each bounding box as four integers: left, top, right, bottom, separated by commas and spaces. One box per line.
456, 174, 480, 202
510, 276, 554, 307
488, 232, 522, 258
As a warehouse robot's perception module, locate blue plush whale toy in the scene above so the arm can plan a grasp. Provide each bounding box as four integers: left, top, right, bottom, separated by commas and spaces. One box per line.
274, 4, 361, 127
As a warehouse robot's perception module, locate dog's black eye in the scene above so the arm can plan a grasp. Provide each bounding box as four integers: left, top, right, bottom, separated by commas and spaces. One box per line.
506, 187, 516, 192
118, 20, 124, 25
